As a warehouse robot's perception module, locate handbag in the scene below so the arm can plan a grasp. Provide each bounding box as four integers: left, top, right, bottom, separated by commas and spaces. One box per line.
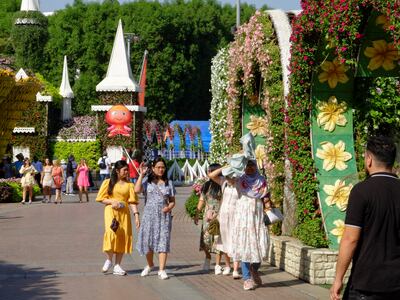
263, 208, 284, 226
110, 209, 119, 232
208, 218, 220, 236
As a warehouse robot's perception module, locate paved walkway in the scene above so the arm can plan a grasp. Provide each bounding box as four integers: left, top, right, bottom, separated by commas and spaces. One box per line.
0, 187, 329, 300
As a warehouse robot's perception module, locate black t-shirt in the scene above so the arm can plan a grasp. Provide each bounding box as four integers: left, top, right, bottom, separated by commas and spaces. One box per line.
345, 172, 400, 292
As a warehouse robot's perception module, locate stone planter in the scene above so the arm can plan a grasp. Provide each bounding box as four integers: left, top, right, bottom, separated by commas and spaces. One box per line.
266, 236, 350, 285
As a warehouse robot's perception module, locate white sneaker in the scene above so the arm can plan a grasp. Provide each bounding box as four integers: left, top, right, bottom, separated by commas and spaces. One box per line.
102, 259, 112, 273
222, 267, 231, 275
215, 264, 223, 275
202, 258, 211, 271
113, 264, 126, 276
232, 270, 241, 279
158, 270, 169, 280
140, 265, 153, 277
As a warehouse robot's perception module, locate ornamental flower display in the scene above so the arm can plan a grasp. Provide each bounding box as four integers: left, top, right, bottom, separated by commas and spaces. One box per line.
318, 58, 349, 89
330, 219, 345, 243
317, 96, 348, 132
364, 40, 400, 71
246, 115, 268, 137
375, 14, 390, 29
316, 141, 352, 171
255, 144, 267, 170
323, 180, 353, 211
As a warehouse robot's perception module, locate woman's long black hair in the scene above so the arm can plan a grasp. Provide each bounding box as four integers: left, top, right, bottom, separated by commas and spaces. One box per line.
201, 163, 221, 199
147, 157, 168, 184
108, 160, 128, 195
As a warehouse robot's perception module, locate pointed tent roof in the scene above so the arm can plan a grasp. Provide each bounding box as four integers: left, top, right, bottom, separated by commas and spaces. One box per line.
59, 56, 74, 98
20, 0, 39, 11
15, 68, 29, 81
96, 20, 139, 92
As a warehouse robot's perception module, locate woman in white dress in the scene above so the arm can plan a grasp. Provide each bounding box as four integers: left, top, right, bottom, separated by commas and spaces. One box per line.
208, 169, 241, 279
20, 158, 37, 204
227, 160, 270, 291
41, 158, 53, 203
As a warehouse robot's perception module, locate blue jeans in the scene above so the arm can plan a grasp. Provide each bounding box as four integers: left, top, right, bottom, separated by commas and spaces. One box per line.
241, 262, 260, 280
100, 174, 110, 183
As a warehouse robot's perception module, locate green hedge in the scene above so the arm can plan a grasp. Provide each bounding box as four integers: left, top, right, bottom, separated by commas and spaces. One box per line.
0, 181, 41, 203
48, 141, 101, 170
185, 191, 204, 219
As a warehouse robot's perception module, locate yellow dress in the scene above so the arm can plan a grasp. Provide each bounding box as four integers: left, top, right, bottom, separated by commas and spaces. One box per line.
96, 179, 138, 253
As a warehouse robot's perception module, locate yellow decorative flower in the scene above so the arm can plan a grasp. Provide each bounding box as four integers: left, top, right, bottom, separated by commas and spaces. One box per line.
316, 96, 347, 132
318, 58, 349, 89
376, 14, 389, 29
316, 140, 352, 171
331, 219, 345, 243
255, 145, 267, 170
246, 115, 268, 137
364, 40, 400, 71
323, 180, 353, 211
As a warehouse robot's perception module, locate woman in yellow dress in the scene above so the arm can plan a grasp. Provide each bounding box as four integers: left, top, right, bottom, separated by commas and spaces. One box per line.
96, 160, 140, 276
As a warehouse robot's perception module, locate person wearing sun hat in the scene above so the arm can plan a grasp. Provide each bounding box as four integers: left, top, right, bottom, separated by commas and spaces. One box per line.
209, 133, 271, 291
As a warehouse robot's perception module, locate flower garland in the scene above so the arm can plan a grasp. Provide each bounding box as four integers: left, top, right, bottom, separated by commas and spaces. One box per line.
209, 47, 230, 164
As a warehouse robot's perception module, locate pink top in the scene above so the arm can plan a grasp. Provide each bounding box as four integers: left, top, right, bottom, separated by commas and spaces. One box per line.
77, 165, 90, 187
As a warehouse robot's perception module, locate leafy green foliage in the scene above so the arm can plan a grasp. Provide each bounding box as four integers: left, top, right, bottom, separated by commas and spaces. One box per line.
0, 0, 21, 54
48, 141, 101, 170
1, 180, 41, 202
41, 0, 255, 120
0, 183, 13, 202
11, 11, 48, 71
185, 191, 203, 219
294, 218, 329, 248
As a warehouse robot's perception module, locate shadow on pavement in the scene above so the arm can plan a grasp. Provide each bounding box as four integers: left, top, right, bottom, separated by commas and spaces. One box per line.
0, 261, 64, 300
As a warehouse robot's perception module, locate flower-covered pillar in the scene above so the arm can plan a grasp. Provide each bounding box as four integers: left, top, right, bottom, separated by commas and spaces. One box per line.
311, 11, 400, 250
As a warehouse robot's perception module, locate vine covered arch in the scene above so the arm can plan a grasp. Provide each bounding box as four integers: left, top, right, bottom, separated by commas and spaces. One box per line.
287, 1, 400, 249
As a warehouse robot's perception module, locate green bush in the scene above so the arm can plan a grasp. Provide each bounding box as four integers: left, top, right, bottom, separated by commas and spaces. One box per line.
185, 191, 203, 219
48, 141, 101, 170
293, 218, 329, 248
3, 181, 41, 203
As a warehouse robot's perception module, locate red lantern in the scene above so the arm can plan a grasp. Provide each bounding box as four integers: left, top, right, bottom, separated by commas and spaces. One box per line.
105, 104, 132, 137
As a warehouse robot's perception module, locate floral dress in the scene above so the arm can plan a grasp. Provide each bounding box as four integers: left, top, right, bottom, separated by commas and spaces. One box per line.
42, 166, 53, 187
199, 190, 221, 254
136, 178, 176, 255
52, 166, 63, 189
20, 165, 37, 187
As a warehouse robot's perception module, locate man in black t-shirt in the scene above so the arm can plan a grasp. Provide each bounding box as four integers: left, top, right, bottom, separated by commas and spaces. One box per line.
330, 136, 400, 300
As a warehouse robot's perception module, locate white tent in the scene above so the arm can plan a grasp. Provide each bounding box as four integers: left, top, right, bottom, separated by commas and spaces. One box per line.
201, 160, 210, 175
167, 160, 184, 185
192, 159, 207, 178
181, 159, 196, 184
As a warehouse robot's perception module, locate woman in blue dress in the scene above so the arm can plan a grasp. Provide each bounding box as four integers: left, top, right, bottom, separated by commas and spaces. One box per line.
136, 157, 176, 280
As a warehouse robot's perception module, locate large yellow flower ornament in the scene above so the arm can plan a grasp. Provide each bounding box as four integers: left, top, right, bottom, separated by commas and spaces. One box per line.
318, 58, 349, 89
246, 115, 268, 137
316, 96, 347, 132
376, 15, 389, 29
255, 144, 267, 170
364, 40, 400, 71
316, 140, 352, 171
331, 219, 345, 243
323, 180, 353, 211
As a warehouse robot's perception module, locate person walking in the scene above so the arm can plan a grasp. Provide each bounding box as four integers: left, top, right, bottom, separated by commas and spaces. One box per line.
19, 158, 37, 204
194, 163, 226, 274
2, 156, 14, 179
229, 159, 269, 291
66, 155, 76, 195
52, 159, 64, 204
76, 158, 90, 203
330, 136, 400, 300
98, 152, 111, 184
96, 160, 140, 276
32, 156, 43, 190
41, 158, 53, 203
136, 158, 176, 280
60, 159, 68, 194
14, 153, 24, 178
208, 168, 241, 279
128, 150, 140, 184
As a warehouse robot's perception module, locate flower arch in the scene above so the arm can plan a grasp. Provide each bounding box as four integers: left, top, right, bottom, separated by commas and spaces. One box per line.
287, 0, 400, 249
